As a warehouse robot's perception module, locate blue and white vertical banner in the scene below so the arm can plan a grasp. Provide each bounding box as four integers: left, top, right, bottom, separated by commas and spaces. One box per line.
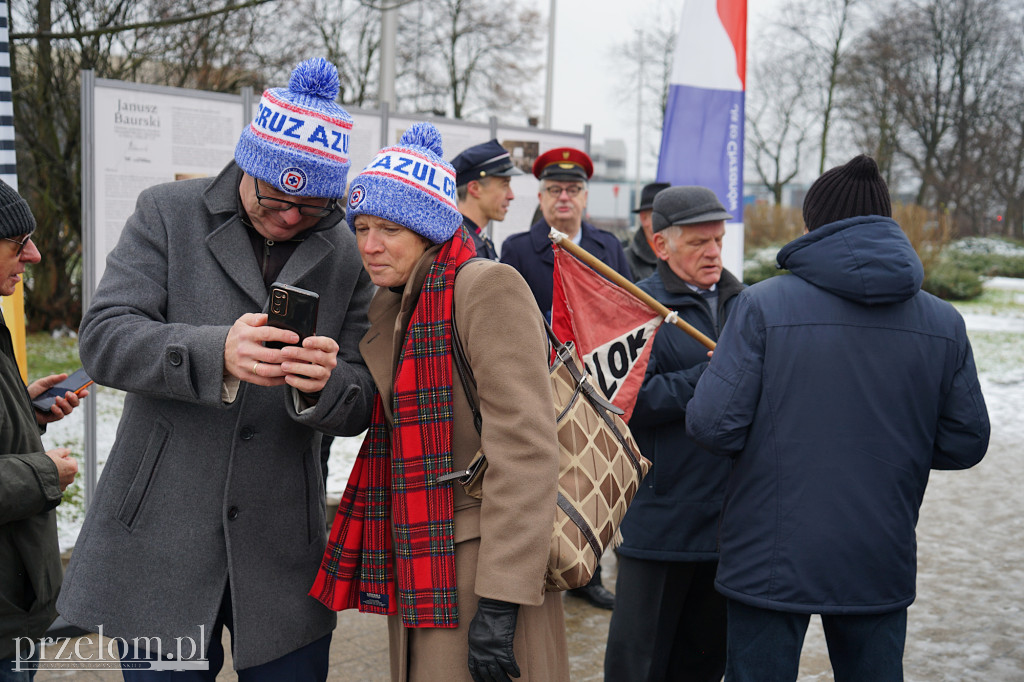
0, 0, 17, 188
657, 0, 746, 274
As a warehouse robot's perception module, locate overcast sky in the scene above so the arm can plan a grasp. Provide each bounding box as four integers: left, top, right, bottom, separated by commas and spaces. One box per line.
547, 0, 781, 177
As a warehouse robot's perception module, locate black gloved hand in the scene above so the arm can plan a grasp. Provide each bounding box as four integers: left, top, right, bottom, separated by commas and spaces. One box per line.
467, 597, 521, 682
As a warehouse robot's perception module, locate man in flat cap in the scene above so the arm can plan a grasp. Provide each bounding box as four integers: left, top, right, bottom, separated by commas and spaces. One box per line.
450, 139, 523, 260
686, 156, 988, 680
623, 181, 670, 280
604, 186, 744, 681
500, 146, 632, 318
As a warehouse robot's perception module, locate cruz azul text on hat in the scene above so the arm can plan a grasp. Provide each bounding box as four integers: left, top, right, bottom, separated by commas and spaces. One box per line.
346, 122, 462, 244
235, 57, 353, 198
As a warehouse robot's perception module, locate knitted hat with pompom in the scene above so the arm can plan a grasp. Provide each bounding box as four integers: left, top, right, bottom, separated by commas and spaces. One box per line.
802, 155, 892, 231
345, 122, 462, 244
234, 57, 353, 198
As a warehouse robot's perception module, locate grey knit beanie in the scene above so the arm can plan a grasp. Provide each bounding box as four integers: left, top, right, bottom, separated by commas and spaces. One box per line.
803, 155, 892, 231
0, 179, 36, 239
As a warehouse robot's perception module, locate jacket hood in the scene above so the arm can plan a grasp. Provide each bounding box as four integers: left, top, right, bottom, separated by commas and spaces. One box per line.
777, 215, 924, 305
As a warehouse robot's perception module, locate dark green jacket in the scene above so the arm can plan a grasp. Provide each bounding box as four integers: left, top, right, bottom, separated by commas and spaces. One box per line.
0, 313, 63, 660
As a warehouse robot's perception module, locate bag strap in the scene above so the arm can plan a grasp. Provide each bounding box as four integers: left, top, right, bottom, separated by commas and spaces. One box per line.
451, 260, 640, 477
451, 259, 485, 435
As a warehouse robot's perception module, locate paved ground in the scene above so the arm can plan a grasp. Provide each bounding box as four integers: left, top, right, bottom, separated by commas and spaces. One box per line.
31, 552, 618, 682
26, 548, 839, 681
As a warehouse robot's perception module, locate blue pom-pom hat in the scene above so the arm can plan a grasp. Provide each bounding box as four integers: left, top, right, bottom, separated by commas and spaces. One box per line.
346, 122, 462, 244
235, 57, 353, 198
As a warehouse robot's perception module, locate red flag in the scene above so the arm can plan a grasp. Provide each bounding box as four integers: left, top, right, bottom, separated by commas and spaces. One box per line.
551, 245, 661, 422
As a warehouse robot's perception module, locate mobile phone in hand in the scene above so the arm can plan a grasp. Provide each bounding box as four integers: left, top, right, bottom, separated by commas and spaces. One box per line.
32, 367, 93, 412
265, 282, 319, 350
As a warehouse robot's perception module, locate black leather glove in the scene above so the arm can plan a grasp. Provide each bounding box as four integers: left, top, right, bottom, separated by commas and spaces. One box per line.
467, 597, 521, 682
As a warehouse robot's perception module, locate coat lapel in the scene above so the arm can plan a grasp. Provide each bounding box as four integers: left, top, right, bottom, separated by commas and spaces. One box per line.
206, 216, 267, 308
276, 231, 335, 289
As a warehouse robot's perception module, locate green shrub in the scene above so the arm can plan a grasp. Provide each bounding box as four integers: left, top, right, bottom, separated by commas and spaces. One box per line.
946, 237, 1024, 278
743, 245, 788, 285
922, 260, 984, 300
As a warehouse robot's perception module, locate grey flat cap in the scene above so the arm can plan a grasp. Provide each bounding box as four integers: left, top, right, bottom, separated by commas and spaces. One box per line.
651, 186, 733, 233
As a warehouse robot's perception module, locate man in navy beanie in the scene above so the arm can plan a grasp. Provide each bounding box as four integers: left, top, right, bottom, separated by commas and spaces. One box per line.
58, 59, 375, 680
686, 155, 990, 680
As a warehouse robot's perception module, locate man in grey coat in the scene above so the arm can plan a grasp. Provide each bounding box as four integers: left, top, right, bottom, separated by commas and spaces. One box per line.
57, 58, 375, 680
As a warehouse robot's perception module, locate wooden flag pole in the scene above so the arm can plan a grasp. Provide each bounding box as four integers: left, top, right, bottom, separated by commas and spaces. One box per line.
549, 228, 716, 350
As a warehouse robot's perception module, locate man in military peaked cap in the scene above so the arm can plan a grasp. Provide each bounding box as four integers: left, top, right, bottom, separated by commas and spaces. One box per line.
499, 146, 632, 317
450, 139, 523, 259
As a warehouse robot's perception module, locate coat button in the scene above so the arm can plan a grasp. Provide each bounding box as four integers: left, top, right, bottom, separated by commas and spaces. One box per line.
168, 351, 182, 366
240, 426, 255, 440
227, 506, 239, 520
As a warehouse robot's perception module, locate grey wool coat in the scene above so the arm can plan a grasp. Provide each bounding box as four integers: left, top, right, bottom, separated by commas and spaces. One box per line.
359, 250, 570, 682
57, 162, 376, 669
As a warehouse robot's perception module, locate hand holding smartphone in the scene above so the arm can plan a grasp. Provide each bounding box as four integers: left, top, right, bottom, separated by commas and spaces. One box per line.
32, 368, 93, 412
264, 282, 319, 350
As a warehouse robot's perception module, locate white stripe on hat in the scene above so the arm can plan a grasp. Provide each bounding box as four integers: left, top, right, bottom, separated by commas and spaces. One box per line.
249, 91, 351, 164
363, 149, 458, 209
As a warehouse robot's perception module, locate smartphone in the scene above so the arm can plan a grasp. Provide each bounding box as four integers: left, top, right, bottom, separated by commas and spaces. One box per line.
265, 282, 319, 350
32, 367, 93, 412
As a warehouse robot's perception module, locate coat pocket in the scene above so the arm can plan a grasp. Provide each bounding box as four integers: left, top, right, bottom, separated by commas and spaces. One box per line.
303, 447, 325, 546
116, 419, 171, 530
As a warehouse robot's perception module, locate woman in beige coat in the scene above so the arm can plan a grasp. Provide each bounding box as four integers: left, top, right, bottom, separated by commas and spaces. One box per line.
311, 123, 569, 682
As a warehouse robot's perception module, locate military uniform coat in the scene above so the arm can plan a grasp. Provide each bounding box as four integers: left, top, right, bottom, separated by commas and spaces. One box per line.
57, 162, 377, 669
499, 219, 632, 315
359, 249, 569, 682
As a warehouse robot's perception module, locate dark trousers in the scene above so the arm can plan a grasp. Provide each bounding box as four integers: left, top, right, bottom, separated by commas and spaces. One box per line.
118, 587, 331, 681
0, 651, 38, 682
724, 599, 906, 682
604, 555, 727, 682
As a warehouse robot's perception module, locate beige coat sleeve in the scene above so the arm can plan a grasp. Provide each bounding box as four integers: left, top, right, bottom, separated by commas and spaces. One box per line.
453, 261, 559, 607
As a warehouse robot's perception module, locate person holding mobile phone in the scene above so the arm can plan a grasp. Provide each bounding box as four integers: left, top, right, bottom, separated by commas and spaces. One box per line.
58, 58, 376, 680
0, 179, 84, 676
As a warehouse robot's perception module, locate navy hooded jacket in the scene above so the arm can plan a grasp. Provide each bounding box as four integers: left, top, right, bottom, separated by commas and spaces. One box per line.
686, 215, 990, 615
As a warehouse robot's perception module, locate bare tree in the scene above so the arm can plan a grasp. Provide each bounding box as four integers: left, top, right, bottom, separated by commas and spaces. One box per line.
396, 0, 542, 121
608, 0, 678, 176
8, 0, 275, 329
746, 50, 813, 205
853, 0, 1017, 235
837, 21, 907, 183
282, 0, 381, 108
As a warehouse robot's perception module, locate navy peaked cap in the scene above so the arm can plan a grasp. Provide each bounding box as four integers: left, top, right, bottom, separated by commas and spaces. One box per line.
451, 139, 523, 187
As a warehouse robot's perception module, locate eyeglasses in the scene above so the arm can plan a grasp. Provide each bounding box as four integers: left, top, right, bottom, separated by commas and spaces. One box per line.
544, 184, 584, 198
2, 233, 32, 256
252, 177, 337, 218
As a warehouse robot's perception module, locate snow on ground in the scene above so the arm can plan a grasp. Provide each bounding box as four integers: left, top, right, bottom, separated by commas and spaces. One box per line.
42, 277, 1024, 679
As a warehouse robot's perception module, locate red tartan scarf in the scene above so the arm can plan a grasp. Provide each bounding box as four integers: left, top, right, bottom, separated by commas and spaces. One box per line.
311, 229, 476, 628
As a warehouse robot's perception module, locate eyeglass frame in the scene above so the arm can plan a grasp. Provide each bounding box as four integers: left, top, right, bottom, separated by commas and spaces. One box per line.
542, 182, 586, 199
2, 233, 33, 256
252, 177, 337, 218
